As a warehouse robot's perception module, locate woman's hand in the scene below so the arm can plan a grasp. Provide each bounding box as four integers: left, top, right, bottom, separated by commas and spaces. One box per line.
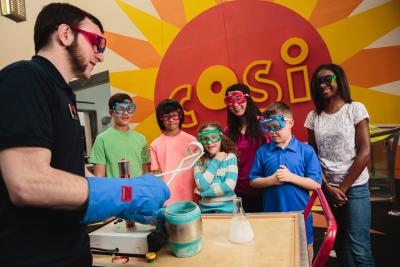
325, 184, 348, 207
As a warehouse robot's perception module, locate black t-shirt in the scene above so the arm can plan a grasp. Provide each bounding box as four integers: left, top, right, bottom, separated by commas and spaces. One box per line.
0, 56, 90, 266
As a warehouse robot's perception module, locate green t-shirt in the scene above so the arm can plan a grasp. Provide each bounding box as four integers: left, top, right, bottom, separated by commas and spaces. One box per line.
89, 127, 150, 177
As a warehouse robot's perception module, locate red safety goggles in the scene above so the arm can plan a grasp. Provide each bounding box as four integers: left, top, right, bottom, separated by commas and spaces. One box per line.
159, 110, 182, 121
224, 91, 248, 107
70, 25, 106, 54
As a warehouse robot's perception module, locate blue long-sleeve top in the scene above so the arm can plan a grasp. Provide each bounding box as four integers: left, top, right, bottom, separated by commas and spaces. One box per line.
194, 153, 238, 213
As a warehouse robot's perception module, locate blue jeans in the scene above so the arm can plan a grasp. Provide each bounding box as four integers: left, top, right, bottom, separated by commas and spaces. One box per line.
330, 183, 375, 267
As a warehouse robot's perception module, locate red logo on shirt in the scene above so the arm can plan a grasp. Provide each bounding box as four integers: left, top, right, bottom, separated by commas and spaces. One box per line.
121, 186, 132, 202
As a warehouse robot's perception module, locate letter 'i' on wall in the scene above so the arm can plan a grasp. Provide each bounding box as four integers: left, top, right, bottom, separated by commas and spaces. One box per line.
281, 37, 312, 104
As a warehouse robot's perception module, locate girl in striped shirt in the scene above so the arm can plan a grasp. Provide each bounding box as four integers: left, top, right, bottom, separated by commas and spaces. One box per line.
194, 122, 239, 213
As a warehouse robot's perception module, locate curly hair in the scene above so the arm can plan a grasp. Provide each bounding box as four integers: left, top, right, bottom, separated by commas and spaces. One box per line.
197, 121, 239, 168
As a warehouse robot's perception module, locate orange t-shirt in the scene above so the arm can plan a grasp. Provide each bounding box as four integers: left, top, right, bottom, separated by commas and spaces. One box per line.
150, 131, 197, 205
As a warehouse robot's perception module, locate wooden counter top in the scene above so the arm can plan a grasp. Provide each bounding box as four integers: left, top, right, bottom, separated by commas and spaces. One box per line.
93, 213, 308, 267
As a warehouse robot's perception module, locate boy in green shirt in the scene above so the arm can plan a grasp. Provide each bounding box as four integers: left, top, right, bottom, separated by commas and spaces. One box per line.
90, 93, 150, 177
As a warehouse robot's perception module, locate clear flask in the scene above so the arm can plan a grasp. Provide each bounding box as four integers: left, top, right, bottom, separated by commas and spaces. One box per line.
228, 197, 254, 243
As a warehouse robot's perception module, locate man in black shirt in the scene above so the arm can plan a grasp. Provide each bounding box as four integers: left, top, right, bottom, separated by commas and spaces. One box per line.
0, 3, 169, 267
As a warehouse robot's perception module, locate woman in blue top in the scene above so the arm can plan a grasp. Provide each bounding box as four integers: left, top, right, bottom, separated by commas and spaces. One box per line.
194, 122, 239, 213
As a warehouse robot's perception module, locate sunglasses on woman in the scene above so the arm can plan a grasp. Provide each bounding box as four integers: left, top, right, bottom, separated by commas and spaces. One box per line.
317, 74, 337, 85
69, 25, 107, 54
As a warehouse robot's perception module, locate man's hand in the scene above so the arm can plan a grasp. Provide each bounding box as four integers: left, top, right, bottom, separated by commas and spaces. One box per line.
82, 174, 170, 225
275, 165, 295, 183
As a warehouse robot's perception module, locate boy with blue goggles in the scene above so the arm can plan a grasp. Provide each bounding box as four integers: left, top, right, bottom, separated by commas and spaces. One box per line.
113, 101, 136, 114
259, 115, 291, 133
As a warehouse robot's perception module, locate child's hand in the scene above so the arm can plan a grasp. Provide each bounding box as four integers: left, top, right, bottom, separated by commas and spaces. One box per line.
214, 152, 227, 161
275, 165, 294, 183
272, 173, 284, 186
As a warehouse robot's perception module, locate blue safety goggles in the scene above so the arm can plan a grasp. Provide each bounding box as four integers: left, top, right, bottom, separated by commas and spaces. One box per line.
113, 101, 136, 114
259, 115, 290, 133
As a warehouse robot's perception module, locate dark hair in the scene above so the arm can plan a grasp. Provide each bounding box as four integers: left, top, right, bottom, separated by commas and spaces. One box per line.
108, 93, 132, 111
197, 121, 239, 167
155, 99, 184, 131
225, 83, 265, 144
310, 64, 352, 114
34, 3, 104, 53
263, 101, 293, 118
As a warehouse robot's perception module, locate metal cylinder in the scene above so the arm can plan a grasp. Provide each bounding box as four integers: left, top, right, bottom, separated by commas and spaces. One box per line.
165, 218, 203, 243
118, 159, 130, 178
165, 201, 202, 257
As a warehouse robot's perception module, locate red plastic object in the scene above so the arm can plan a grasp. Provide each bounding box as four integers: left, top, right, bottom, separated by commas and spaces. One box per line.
304, 188, 337, 267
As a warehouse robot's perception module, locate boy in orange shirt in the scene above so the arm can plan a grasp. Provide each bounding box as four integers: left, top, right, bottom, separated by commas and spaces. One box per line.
150, 99, 197, 205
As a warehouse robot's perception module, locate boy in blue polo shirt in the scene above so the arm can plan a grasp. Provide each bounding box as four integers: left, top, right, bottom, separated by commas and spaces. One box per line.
249, 101, 322, 262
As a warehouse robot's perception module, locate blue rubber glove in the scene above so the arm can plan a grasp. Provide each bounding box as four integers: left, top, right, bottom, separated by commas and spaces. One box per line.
81, 174, 170, 225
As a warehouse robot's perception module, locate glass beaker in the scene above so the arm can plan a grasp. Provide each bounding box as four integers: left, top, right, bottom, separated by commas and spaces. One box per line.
228, 197, 254, 243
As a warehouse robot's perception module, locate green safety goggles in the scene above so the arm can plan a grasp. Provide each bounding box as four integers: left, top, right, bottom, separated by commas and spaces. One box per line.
317, 74, 337, 85
198, 129, 223, 145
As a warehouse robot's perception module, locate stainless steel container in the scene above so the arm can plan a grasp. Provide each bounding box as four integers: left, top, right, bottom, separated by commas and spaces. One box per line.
165, 201, 202, 257
165, 216, 202, 243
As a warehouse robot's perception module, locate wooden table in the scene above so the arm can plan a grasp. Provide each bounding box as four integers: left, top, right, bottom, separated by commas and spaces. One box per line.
93, 213, 309, 267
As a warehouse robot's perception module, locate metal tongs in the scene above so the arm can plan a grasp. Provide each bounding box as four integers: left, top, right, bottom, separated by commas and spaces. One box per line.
155, 141, 204, 186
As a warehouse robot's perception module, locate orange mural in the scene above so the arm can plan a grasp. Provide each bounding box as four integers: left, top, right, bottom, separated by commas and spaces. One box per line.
106, 0, 400, 143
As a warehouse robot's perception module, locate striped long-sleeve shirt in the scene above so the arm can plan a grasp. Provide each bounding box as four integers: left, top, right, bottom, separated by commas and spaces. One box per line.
194, 153, 238, 213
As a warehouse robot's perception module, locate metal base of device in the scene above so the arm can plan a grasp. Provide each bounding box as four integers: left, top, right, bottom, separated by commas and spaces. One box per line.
89, 219, 166, 257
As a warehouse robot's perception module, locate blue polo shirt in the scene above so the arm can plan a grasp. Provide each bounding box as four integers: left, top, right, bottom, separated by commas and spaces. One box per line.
249, 136, 322, 244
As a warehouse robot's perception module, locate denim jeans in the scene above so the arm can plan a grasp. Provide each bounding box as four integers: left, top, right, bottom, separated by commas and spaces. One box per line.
329, 183, 375, 267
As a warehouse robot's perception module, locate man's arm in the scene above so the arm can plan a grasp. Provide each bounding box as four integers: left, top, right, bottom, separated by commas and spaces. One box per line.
1, 146, 171, 225
93, 164, 106, 177
0, 146, 88, 209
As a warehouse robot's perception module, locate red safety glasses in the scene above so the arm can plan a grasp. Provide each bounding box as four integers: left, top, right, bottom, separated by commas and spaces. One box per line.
224, 91, 248, 107
160, 110, 182, 121
70, 25, 106, 54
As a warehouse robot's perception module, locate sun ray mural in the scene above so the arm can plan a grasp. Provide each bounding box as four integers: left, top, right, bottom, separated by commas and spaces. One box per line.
105, 0, 400, 144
